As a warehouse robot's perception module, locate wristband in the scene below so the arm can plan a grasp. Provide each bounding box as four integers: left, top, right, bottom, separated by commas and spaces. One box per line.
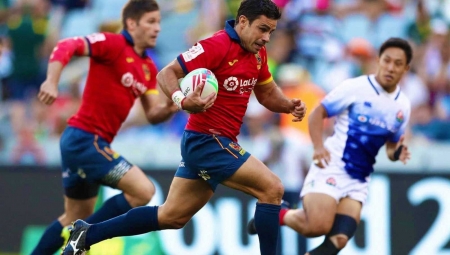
393, 145, 403, 161
171, 90, 186, 110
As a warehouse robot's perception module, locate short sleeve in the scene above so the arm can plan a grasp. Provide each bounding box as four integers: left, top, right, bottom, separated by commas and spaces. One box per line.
256, 47, 273, 85
85, 32, 121, 62
177, 34, 229, 74
321, 80, 357, 117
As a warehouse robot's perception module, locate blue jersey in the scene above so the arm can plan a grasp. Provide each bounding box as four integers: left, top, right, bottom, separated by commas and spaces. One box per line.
322, 75, 411, 181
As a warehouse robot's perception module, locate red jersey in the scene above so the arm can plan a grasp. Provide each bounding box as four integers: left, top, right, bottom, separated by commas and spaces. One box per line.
68, 31, 158, 143
177, 20, 273, 141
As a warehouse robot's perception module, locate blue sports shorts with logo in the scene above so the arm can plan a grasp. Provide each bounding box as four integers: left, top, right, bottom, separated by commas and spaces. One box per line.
175, 130, 251, 191
60, 126, 132, 199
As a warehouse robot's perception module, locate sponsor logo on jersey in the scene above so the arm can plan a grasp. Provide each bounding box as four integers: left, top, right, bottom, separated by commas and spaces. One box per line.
228, 59, 238, 66
368, 117, 398, 132
179, 162, 185, 167
364, 101, 372, 107
126, 57, 134, 63
223, 77, 239, 91
121, 72, 134, 87
182, 43, 204, 62
121, 72, 147, 96
223, 76, 257, 94
326, 177, 337, 186
86, 33, 106, 44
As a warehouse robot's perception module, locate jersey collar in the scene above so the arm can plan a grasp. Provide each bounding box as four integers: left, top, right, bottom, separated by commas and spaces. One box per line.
367, 74, 401, 100
121, 30, 148, 57
225, 20, 241, 43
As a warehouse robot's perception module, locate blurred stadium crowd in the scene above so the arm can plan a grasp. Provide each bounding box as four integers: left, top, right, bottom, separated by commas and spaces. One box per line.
0, 0, 449, 168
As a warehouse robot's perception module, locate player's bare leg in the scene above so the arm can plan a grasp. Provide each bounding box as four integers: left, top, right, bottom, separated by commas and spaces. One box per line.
222, 155, 284, 204
222, 155, 284, 255
80, 165, 155, 225
30, 196, 97, 255
283, 193, 337, 237
65, 177, 212, 251
314, 198, 361, 252
305, 197, 361, 255
33, 165, 155, 254
116, 165, 155, 207
56, 166, 154, 227
157, 177, 214, 229
58, 197, 97, 227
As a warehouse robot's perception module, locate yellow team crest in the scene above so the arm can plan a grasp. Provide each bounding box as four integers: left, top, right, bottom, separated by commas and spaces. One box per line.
229, 142, 246, 156
142, 64, 151, 81
255, 53, 261, 70
104, 146, 120, 159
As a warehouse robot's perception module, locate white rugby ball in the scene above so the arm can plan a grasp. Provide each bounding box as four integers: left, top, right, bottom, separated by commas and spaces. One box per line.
179, 68, 218, 99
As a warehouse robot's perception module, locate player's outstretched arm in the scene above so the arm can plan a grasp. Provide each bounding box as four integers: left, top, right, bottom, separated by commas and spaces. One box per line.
38, 37, 89, 105
386, 136, 411, 164
253, 80, 306, 121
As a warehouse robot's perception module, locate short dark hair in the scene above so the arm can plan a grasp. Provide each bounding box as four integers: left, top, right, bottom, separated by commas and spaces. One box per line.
379, 38, 413, 64
122, 0, 159, 29
236, 0, 282, 25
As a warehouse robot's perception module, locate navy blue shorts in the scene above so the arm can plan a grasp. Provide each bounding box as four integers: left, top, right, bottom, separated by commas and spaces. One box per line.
175, 130, 251, 191
60, 126, 132, 199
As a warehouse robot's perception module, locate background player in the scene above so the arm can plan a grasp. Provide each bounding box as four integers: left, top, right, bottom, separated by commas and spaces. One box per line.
248, 37, 413, 255
31, 1, 177, 254
61, 1, 306, 255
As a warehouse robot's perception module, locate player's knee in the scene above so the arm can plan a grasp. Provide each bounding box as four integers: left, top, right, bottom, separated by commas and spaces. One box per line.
331, 235, 349, 249
129, 183, 155, 207
327, 214, 358, 248
260, 178, 284, 203
139, 184, 155, 204
165, 216, 190, 229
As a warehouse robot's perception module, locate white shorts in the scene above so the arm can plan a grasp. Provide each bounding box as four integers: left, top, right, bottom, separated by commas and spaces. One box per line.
300, 163, 370, 204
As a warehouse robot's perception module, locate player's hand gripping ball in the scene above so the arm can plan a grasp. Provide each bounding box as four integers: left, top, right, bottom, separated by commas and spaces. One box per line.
179, 68, 219, 99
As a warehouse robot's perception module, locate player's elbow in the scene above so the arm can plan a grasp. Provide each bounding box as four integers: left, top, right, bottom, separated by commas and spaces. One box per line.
146, 113, 161, 124
385, 143, 396, 161
147, 104, 175, 125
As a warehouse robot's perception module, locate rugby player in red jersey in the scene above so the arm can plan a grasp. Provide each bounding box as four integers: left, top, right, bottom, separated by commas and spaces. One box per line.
31, 1, 177, 254
62, 1, 306, 255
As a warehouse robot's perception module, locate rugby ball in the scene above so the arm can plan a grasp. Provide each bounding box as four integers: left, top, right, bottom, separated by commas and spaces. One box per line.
179, 68, 219, 98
